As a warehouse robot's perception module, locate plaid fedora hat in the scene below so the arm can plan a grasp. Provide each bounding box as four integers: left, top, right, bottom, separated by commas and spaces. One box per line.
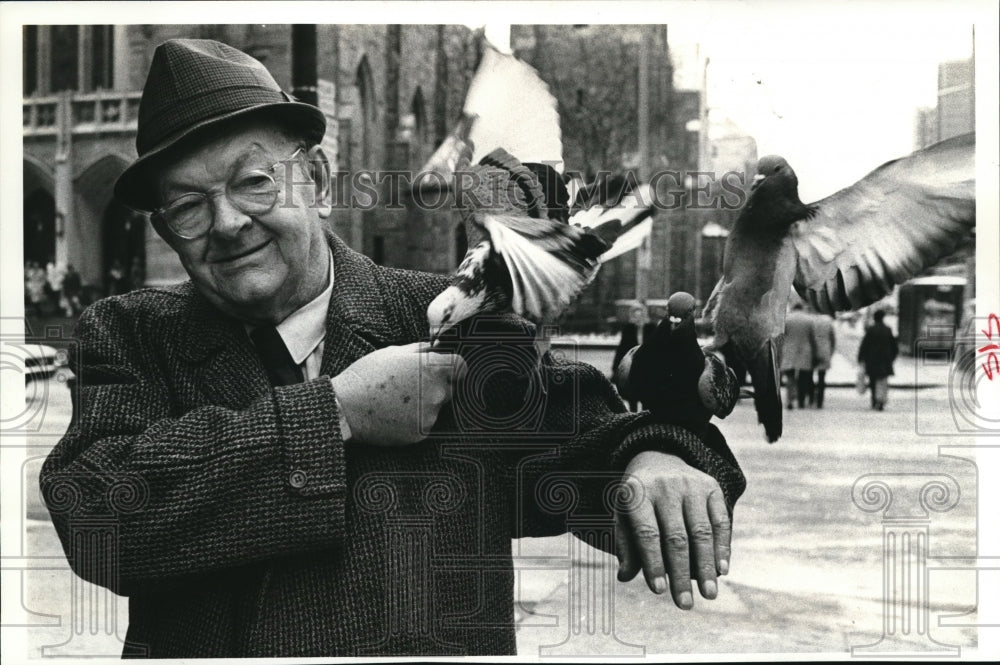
115, 38, 326, 211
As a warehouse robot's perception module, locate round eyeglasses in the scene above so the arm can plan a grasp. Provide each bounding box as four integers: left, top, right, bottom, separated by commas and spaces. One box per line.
151, 147, 304, 240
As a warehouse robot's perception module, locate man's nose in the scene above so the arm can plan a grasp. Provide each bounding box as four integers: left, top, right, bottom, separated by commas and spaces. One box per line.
209, 193, 253, 237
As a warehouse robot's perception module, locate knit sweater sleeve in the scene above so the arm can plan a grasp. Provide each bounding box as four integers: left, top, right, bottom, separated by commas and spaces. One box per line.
39, 296, 349, 596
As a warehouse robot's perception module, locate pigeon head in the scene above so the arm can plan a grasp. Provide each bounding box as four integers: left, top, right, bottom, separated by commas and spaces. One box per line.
427, 285, 485, 341
427, 240, 511, 340
666, 291, 696, 332
752, 155, 797, 192
427, 241, 493, 340
744, 155, 809, 229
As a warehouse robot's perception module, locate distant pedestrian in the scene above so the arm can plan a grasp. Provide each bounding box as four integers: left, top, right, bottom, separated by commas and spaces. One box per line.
129, 256, 145, 291
613, 302, 653, 411
858, 309, 898, 411
46, 259, 66, 315
107, 259, 126, 296
810, 312, 836, 409
25, 261, 47, 315
62, 264, 83, 317
781, 302, 814, 409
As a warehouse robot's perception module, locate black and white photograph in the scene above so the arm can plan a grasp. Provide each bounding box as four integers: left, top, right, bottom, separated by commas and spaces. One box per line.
1, 1, 998, 661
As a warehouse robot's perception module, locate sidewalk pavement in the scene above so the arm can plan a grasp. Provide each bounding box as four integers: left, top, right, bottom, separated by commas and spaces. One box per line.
821, 349, 950, 389
513, 387, 981, 656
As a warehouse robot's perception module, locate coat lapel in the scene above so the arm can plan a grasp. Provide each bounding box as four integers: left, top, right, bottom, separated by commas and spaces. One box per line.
320, 229, 408, 376
173, 282, 271, 406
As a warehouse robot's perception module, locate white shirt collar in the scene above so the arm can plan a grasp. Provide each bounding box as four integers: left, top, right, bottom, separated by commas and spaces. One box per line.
247, 250, 333, 365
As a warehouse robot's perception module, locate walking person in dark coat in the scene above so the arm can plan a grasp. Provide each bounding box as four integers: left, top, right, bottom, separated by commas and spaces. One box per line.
40, 39, 746, 658
810, 312, 836, 409
62, 264, 83, 317
613, 302, 655, 411
858, 309, 898, 410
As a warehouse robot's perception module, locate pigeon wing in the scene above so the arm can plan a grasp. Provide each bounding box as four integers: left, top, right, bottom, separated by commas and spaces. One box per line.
418, 46, 562, 184
479, 212, 606, 323
570, 183, 655, 262
792, 133, 975, 314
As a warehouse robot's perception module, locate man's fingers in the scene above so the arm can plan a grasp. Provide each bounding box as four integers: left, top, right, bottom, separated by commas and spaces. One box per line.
683, 494, 718, 602
614, 510, 641, 582
624, 495, 667, 595
707, 489, 732, 576
656, 499, 693, 609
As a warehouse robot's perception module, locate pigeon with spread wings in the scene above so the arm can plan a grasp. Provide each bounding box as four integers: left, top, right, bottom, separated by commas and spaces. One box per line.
417, 46, 655, 340
705, 133, 975, 443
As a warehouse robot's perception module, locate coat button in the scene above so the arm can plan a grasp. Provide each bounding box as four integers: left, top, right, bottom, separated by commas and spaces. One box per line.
289, 470, 308, 489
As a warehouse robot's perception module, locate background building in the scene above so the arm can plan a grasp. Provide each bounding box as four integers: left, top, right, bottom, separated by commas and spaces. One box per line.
23, 24, 481, 299
511, 25, 746, 330
911, 55, 975, 287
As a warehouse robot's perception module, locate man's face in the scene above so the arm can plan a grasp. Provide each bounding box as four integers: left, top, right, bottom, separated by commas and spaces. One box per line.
152, 120, 331, 324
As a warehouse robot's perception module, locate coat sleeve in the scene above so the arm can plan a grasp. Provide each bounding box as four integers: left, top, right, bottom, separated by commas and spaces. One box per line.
39, 298, 349, 596
438, 318, 745, 541
510, 356, 746, 543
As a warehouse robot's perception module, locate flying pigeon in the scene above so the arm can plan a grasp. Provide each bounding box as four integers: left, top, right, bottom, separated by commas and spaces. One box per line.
427, 173, 656, 340
414, 45, 564, 191
417, 45, 655, 340
614, 291, 739, 435
704, 132, 976, 442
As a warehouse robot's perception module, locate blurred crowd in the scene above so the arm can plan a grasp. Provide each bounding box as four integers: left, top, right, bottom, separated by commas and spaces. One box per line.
611, 299, 901, 414
24, 257, 144, 318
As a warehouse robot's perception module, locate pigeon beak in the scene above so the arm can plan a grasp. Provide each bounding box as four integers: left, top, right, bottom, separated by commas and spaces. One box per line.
751, 173, 765, 192
427, 286, 486, 342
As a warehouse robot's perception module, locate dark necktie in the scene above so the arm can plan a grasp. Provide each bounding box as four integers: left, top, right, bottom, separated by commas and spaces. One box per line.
250, 325, 304, 386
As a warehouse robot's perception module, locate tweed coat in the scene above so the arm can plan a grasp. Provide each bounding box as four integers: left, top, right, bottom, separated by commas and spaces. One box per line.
40, 229, 746, 658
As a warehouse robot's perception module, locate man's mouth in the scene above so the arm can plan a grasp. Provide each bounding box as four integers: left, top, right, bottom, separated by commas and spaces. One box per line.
211, 239, 272, 263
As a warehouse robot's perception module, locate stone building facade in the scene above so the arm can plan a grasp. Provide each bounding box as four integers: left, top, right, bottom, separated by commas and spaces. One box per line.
23, 24, 480, 295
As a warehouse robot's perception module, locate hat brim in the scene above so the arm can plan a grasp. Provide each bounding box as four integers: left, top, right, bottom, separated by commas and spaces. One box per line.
115, 101, 327, 212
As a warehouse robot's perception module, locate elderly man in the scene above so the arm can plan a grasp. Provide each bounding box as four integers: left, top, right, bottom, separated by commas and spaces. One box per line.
41, 39, 745, 658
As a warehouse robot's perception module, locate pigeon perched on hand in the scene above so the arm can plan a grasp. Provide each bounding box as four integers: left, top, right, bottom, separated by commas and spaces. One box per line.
418, 46, 655, 340
705, 133, 975, 443
615, 292, 739, 435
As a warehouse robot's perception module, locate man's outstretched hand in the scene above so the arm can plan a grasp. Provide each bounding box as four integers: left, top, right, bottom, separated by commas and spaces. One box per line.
615, 451, 731, 609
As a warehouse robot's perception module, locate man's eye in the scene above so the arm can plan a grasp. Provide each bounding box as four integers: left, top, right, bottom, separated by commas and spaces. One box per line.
232, 173, 275, 195
168, 196, 205, 215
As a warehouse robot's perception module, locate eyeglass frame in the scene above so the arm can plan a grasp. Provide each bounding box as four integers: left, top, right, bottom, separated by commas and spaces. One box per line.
146, 146, 307, 240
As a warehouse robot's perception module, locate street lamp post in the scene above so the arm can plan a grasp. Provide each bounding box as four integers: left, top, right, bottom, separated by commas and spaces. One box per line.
635, 29, 651, 304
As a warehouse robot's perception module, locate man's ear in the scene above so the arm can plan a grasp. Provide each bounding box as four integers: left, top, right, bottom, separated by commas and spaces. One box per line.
306, 144, 333, 219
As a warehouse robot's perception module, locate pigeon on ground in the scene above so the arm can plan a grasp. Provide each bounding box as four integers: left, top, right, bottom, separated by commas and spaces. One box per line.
704, 133, 976, 443
615, 291, 739, 435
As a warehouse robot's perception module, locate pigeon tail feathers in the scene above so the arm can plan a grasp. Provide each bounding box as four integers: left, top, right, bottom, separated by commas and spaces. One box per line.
749, 339, 782, 443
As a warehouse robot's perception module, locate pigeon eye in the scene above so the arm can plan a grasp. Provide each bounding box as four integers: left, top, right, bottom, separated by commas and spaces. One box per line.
773, 165, 781, 173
